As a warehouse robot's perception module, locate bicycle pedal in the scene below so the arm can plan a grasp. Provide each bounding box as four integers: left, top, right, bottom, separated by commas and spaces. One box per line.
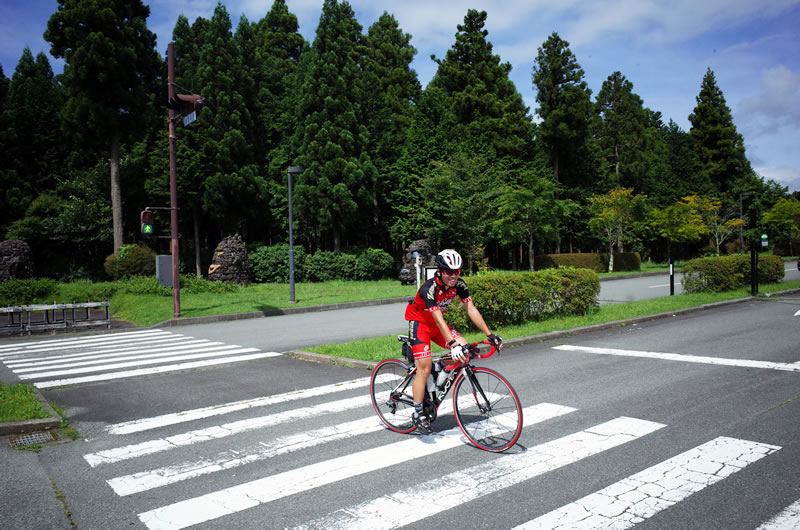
413, 413, 432, 433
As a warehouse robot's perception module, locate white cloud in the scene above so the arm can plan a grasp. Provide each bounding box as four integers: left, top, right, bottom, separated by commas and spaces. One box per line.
738, 64, 800, 135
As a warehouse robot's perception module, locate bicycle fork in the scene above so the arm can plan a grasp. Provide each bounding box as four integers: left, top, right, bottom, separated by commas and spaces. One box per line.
461, 365, 493, 414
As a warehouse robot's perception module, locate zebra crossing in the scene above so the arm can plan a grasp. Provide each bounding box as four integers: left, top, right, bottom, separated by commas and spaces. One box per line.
63, 373, 796, 529
0, 329, 281, 388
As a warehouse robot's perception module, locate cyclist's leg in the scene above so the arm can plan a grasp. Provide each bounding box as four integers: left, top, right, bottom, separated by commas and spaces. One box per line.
409, 321, 433, 431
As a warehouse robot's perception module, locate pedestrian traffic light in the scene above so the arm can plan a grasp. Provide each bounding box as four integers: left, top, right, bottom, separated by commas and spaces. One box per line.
141, 210, 154, 235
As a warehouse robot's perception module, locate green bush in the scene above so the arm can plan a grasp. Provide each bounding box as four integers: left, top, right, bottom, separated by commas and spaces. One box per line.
681, 254, 785, 293
181, 275, 241, 294
249, 244, 307, 283
0, 278, 59, 305
354, 248, 396, 280
58, 280, 118, 302
104, 244, 156, 280
117, 276, 171, 296
600, 252, 641, 272
305, 251, 359, 281
444, 268, 600, 330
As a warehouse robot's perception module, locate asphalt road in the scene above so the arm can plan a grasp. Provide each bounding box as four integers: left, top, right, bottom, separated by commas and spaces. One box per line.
1, 286, 798, 528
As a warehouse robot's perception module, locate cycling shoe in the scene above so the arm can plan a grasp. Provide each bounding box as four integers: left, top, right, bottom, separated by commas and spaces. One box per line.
412, 412, 432, 433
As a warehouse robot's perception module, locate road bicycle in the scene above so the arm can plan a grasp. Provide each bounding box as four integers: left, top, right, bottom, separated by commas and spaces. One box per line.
369, 337, 523, 452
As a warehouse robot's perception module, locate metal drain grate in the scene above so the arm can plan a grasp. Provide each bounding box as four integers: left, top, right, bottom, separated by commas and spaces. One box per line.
9, 431, 56, 448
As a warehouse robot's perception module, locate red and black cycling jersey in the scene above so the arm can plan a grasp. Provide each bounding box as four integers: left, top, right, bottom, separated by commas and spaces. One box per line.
405, 275, 472, 324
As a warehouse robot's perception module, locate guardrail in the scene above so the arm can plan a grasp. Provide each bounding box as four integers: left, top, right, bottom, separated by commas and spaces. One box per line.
1, 301, 111, 335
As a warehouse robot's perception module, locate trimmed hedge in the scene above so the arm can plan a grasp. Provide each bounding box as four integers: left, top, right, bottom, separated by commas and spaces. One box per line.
444, 268, 600, 330
0, 278, 59, 305
249, 245, 396, 283
104, 244, 156, 280
681, 254, 784, 293
536, 252, 640, 272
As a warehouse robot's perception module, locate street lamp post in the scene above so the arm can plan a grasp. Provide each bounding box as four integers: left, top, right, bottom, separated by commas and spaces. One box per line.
287, 166, 303, 303
739, 191, 752, 253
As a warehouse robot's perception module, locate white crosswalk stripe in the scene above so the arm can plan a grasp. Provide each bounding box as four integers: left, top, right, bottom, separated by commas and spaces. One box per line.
514, 436, 781, 529
758, 497, 800, 529
0, 329, 281, 388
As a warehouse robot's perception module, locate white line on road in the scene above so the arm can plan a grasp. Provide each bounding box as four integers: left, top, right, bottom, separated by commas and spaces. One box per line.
647, 283, 671, 288
11, 341, 226, 371
515, 436, 781, 529
137, 403, 580, 530
85, 393, 373, 467
757, 497, 800, 529
107, 396, 558, 496
553, 345, 800, 372
4, 336, 194, 366
18, 347, 260, 380
33, 351, 280, 389
0, 330, 173, 356
104, 375, 378, 435
294, 416, 665, 530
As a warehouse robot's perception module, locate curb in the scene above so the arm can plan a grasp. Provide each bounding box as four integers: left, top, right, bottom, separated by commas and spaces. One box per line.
288, 288, 800, 371
0, 386, 61, 437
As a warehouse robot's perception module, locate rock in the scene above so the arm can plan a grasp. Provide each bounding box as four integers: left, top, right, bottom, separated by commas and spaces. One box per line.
208, 234, 251, 285
0, 240, 35, 282
398, 239, 435, 285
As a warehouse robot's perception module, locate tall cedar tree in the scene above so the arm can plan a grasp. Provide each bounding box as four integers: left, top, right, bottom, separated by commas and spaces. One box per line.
532, 32, 593, 188
253, 0, 306, 243
429, 9, 533, 174
45, 0, 160, 252
196, 5, 267, 239
688, 68, 751, 197
362, 12, 421, 249
649, 119, 713, 205
293, 0, 377, 251
0, 49, 64, 233
593, 71, 647, 189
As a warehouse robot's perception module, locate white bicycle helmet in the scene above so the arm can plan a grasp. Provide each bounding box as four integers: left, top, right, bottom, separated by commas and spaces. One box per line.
435, 249, 462, 270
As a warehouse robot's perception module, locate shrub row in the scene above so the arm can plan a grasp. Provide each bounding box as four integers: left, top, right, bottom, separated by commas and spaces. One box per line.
445, 268, 600, 330
536, 252, 640, 272
249, 244, 396, 283
680, 254, 784, 293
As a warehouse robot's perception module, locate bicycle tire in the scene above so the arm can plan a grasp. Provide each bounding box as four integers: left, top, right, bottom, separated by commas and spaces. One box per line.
452, 366, 523, 452
370, 359, 417, 434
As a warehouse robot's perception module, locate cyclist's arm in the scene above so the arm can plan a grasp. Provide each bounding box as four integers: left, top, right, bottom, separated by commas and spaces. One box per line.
463, 299, 495, 343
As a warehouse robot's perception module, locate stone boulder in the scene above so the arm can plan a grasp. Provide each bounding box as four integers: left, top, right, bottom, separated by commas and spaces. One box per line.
208, 234, 251, 285
398, 239, 435, 285
0, 240, 35, 282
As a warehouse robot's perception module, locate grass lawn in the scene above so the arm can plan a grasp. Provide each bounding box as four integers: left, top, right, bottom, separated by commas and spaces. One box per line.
0, 383, 50, 422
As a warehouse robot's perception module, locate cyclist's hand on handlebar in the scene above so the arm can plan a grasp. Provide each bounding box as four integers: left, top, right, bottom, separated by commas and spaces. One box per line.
487, 333, 503, 350
450, 344, 467, 362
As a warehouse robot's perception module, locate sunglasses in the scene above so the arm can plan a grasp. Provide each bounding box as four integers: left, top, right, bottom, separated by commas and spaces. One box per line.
441, 269, 461, 276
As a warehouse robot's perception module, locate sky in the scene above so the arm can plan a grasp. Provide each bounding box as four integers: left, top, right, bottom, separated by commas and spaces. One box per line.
2, 0, 799, 193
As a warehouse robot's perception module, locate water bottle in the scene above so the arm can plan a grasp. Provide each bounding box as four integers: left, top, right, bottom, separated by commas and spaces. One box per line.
435, 363, 448, 387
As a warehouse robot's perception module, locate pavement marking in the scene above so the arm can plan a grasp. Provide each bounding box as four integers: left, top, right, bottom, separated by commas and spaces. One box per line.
18, 347, 261, 380
647, 283, 671, 288
554, 345, 800, 372
514, 436, 780, 529
137, 403, 576, 530
0, 330, 174, 356
12, 341, 228, 371
4, 336, 194, 366
104, 375, 378, 435
293, 416, 665, 530
106, 394, 548, 496
85, 393, 373, 467
33, 351, 280, 389
757, 497, 800, 529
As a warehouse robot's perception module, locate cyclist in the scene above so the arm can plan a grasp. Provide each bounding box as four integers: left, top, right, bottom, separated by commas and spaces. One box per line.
405, 249, 502, 432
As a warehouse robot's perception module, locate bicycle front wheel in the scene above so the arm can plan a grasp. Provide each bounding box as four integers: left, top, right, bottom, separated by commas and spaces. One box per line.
370, 359, 417, 433
452, 367, 523, 452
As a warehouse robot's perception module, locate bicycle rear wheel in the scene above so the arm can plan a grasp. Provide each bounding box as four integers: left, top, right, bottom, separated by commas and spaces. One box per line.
452, 367, 522, 452
370, 359, 417, 433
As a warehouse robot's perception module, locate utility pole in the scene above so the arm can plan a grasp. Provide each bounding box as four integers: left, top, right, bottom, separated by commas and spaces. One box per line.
167, 42, 180, 318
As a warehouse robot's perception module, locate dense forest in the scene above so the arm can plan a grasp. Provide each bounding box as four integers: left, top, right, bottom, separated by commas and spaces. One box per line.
1, 0, 798, 280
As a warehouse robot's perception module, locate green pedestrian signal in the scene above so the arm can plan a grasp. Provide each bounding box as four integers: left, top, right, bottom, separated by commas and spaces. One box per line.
141, 210, 154, 236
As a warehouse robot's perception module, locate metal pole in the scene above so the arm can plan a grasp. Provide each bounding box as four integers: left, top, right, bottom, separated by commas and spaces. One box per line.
288, 166, 302, 303
669, 260, 674, 296
739, 191, 752, 254
167, 43, 181, 318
